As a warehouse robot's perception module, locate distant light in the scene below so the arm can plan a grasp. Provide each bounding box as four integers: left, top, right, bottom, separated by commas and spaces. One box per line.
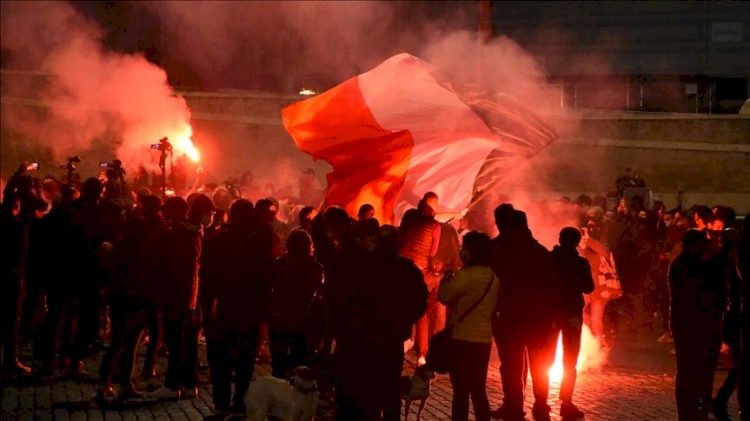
299, 88, 317, 96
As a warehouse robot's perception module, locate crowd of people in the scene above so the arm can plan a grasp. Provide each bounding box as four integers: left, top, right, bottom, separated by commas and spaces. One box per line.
0, 161, 747, 421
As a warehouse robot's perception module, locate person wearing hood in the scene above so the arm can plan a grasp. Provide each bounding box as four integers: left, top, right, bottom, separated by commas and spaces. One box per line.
550, 227, 595, 419
489, 207, 558, 421
399, 192, 442, 366
152, 195, 211, 400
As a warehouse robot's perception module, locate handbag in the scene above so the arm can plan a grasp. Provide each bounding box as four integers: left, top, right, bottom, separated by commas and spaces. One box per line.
425, 273, 495, 374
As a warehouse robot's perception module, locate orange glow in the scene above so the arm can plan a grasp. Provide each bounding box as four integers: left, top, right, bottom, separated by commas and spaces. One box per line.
173, 126, 200, 162
548, 324, 606, 385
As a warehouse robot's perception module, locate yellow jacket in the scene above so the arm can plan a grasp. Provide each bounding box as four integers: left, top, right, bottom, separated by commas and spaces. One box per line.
438, 266, 499, 344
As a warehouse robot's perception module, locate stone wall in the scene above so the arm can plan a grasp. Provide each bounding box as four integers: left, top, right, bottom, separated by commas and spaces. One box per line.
2, 87, 749, 212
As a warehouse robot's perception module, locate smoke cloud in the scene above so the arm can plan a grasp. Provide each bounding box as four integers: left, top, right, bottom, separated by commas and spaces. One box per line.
1, 1, 197, 176
2, 1, 613, 210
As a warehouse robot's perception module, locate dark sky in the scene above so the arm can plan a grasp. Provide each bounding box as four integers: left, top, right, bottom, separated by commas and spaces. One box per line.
60, 1, 478, 91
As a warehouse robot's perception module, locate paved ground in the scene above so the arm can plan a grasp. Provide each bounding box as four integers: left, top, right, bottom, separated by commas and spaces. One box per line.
1, 332, 742, 421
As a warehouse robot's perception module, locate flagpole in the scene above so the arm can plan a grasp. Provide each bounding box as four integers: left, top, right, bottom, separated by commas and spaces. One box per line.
478, 0, 494, 85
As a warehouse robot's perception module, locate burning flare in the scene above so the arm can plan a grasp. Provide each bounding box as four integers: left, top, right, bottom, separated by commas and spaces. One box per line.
548, 324, 606, 384
172, 125, 200, 162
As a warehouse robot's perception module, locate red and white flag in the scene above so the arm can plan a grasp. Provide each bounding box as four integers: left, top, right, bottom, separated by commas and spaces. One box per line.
282, 53, 556, 223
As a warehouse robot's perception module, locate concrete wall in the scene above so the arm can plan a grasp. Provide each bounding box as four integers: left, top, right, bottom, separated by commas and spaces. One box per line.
494, 1, 750, 78
2, 87, 749, 212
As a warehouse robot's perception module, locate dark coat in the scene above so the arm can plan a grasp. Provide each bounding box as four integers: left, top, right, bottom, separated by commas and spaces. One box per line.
266, 254, 324, 333
1, 210, 24, 296
153, 221, 202, 313
668, 252, 726, 333
490, 230, 556, 326
330, 248, 428, 346
199, 223, 272, 332
550, 245, 595, 320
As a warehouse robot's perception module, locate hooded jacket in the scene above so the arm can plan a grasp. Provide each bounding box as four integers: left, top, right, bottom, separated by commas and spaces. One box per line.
550, 245, 595, 319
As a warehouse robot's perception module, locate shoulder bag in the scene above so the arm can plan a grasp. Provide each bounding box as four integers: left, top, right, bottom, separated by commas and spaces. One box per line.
425, 273, 495, 374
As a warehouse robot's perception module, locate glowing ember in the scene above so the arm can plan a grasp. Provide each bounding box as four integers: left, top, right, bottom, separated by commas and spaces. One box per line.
548, 324, 606, 385
173, 126, 200, 162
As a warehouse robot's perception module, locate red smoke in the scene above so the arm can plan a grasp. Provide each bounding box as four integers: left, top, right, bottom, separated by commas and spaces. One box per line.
1, 1, 198, 175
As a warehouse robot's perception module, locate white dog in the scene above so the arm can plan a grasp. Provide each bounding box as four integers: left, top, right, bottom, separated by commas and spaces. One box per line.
244, 367, 320, 421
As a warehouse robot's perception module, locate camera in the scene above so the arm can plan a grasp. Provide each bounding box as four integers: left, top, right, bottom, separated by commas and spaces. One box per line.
151, 137, 172, 152
61, 156, 81, 170
100, 159, 125, 180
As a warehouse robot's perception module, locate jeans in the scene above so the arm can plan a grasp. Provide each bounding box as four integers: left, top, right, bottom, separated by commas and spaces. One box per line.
163, 308, 200, 391
206, 325, 259, 410
559, 315, 583, 403
673, 318, 722, 421
492, 315, 557, 414
1, 287, 23, 370
448, 340, 492, 421
34, 291, 88, 369
99, 296, 150, 387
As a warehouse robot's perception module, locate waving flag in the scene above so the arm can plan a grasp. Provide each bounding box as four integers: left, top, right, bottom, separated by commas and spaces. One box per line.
282, 53, 557, 223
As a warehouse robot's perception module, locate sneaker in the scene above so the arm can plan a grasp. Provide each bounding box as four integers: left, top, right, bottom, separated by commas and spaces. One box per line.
490, 405, 526, 420
417, 356, 427, 367
153, 386, 181, 400
532, 403, 552, 421
560, 402, 585, 419
15, 361, 33, 375
97, 386, 117, 403
657, 333, 674, 343
711, 399, 729, 421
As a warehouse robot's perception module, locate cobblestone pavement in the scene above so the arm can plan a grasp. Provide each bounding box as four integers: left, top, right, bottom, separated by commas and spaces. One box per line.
2, 333, 742, 421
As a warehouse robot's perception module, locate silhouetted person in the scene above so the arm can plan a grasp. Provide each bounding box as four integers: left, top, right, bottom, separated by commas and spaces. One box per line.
332, 220, 428, 421
98, 217, 152, 401
550, 227, 595, 418
138, 194, 166, 378
439, 231, 498, 421
34, 178, 103, 378
267, 230, 324, 378
490, 207, 558, 421
734, 220, 749, 421
399, 192, 441, 365
1, 194, 27, 378
358, 204, 376, 220
152, 196, 204, 400
201, 199, 272, 414
297, 206, 317, 232
670, 230, 726, 421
